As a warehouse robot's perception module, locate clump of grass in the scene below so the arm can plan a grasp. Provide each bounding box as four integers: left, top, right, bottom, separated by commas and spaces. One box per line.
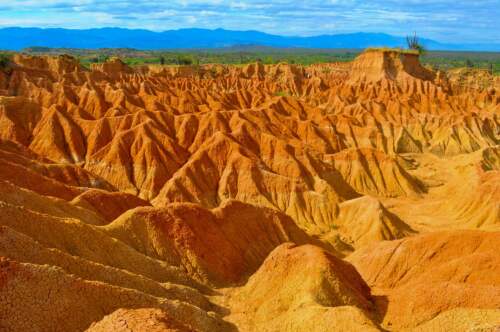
274, 91, 290, 97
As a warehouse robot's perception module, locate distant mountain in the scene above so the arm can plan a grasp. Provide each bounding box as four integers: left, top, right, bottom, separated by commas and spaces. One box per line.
0, 27, 498, 51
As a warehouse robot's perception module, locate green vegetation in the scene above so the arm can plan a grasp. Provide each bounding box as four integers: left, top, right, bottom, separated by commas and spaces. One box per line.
14, 46, 500, 75
365, 47, 420, 55
0, 52, 12, 69
406, 32, 427, 55
274, 91, 290, 97
420, 51, 500, 74
22, 46, 359, 66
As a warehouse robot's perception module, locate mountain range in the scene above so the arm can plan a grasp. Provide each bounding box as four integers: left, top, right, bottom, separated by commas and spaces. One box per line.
0, 27, 499, 51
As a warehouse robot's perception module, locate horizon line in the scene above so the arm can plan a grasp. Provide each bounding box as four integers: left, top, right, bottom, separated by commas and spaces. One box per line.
0, 26, 433, 39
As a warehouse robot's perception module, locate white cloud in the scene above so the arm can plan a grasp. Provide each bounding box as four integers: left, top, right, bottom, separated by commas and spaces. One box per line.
0, 0, 497, 42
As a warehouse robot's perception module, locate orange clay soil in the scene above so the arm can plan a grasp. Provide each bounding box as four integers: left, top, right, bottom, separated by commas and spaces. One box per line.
0, 49, 499, 331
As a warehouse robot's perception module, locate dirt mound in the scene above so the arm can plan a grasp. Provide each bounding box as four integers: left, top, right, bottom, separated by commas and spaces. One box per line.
0, 180, 106, 225
87, 308, 197, 332
0, 225, 209, 308
104, 200, 317, 285
91, 57, 133, 77
0, 138, 113, 200
224, 243, 380, 331
72, 189, 151, 222
12, 54, 83, 74
329, 148, 425, 197
349, 49, 436, 83
348, 230, 500, 329
0, 258, 231, 332
332, 195, 414, 250
408, 308, 500, 332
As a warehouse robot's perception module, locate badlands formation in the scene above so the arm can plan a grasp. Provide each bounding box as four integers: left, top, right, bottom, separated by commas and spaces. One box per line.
0, 49, 499, 331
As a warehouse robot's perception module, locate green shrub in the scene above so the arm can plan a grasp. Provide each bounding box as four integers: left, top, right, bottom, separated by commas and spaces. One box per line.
177, 55, 193, 66
0, 53, 11, 69
406, 32, 427, 55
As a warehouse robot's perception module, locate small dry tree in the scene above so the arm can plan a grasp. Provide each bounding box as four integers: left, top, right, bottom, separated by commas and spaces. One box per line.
406, 32, 427, 55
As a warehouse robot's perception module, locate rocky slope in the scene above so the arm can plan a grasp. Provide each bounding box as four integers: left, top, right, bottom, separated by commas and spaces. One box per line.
0, 49, 498, 331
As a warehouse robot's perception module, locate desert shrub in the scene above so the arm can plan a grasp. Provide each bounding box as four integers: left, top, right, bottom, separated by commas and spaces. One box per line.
0, 53, 11, 69
406, 32, 427, 55
177, 55, 193, 65
98, 55, 110, 63
264, 56, 274, 64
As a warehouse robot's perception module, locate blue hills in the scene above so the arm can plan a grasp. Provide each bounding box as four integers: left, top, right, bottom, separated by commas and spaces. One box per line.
0, 27, 498, 51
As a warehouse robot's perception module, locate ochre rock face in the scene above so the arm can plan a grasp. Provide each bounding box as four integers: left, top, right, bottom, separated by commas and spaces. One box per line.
0, 50, 499, 331
348, 49, 437, 83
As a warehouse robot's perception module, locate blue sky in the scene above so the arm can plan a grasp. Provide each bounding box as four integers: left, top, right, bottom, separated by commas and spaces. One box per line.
0, 1, 498, 43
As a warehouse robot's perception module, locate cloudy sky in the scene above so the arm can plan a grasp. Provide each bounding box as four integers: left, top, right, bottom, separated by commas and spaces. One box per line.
0, 0, 498, 43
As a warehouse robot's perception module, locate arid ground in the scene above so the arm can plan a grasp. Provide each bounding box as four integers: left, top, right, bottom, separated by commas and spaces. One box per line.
0, 49, 499, 331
